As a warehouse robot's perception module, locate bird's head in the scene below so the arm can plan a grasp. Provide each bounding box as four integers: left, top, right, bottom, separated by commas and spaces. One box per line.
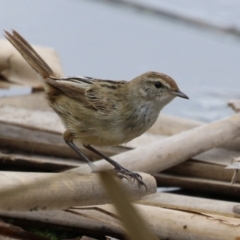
130, 71, 188, 107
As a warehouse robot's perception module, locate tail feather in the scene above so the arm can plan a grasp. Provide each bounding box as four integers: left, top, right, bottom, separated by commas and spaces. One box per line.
4, 30, 55, 79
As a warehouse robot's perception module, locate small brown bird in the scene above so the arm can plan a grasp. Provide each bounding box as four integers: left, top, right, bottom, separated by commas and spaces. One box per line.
5, 30, 188, 187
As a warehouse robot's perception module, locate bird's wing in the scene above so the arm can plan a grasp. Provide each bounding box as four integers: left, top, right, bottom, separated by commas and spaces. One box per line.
46, 76, 126, 113
46, 76, 94, 102
85, 79, 127, 113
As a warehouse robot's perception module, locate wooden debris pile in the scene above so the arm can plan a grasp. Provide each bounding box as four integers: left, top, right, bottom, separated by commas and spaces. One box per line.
0, 41, 240, 240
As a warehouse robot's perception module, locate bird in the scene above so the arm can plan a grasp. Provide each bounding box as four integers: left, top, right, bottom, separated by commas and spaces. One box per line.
5, 30, 189, 187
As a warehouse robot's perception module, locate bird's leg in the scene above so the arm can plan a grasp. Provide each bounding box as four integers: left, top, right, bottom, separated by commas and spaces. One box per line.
83, 144, 146, 188
63, 131, 98, 172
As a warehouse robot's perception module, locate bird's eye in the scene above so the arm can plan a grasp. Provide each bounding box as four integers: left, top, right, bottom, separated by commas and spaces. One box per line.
154, 81, 163, 88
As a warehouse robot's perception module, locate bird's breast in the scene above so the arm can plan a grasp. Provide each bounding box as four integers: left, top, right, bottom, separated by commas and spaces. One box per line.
122, 101, 161, 141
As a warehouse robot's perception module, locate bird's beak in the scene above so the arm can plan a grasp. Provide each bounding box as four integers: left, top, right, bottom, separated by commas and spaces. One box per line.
171, 90, 189, 99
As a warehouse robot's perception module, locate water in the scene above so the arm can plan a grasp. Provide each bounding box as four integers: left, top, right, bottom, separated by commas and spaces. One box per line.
0, 0, 239, 122
135, 0, 240, 29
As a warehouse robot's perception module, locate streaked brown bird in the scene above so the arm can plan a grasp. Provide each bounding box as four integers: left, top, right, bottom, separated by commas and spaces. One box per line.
5, 30, 188, 187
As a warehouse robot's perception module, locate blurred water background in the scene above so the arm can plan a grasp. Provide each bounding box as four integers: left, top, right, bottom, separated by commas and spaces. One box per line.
0, 0, 240, 122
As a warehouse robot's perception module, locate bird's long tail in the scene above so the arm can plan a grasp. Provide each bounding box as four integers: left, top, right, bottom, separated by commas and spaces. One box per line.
4, 30, 58, 92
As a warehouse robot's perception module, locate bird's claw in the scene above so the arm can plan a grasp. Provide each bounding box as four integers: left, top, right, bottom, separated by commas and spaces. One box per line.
114, 167, 147, 190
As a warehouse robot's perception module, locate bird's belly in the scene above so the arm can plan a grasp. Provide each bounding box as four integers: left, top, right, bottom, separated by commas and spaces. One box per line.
55, 97, 161, 146
76, 109, 160, 146
67, 114, 157, 147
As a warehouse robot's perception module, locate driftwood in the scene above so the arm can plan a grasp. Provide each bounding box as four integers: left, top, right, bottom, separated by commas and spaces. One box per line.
226, 156, 240, 184
0, 219, 49, 240
0, 152, 80, 172
194, 147, 239, 165
0, 120, 129, 159
99, 172, 156, 240
0, 120, 83, 159
1, 178, 239, 238
149, 114, 240, 151
139, 192, 240, 218
0, 106, 64, 133
0, 171, 156, 211
164, 160, 240, 184
154, 173, 240, 197
2, 147, 239, 185
0, 210, 124, 239
70, 113, 240, 174
2, 202, 240, 240
163, 147, 240, 184
98, 204, 240, 240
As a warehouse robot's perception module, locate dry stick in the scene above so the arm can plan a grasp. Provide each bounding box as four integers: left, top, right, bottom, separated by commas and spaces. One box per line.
139, 192, 240, 218
154, 173, 240, 197
163, 160, 240, 184
0, 121, 129, 159
70, 113, 240, 174
193, 147, 240, 166
59, 204, 240, 240
0, 152, 81, 171
0, 172, 156, 211
0, 210, 125, 239
150, 114, 240, 151
0, 219, 49, 240
97, 204, 240, 240
99, 172, 156, 240
1, 196, 240, 240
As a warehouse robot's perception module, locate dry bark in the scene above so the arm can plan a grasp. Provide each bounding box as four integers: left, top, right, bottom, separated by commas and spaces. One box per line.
139, 192, 240, 218
0, 171, 156, 211
154, 173, 240, 197
149, 114, 240, 151
2, 202, 240, 240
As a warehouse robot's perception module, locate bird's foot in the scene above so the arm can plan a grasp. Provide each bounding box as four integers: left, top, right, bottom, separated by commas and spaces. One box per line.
114, 166, 147, 189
